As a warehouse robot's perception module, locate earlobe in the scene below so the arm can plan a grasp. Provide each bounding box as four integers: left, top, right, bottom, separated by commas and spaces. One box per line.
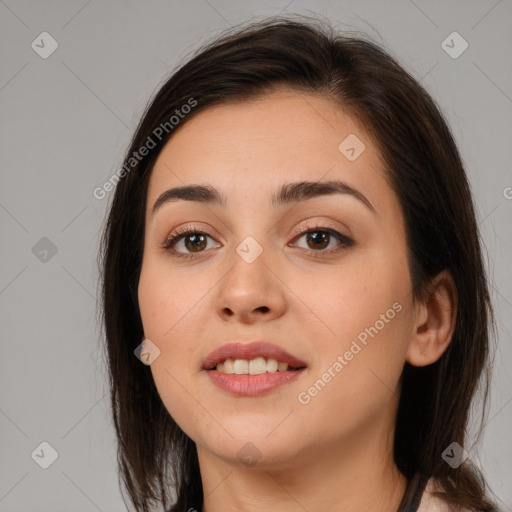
406, 270, 458, 367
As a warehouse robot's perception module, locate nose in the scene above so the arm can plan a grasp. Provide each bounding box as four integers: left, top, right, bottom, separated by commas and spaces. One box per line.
215, 244, 287, 324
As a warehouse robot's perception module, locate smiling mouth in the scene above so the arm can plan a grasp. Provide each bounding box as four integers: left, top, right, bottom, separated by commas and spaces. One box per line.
208, 357, 306, 375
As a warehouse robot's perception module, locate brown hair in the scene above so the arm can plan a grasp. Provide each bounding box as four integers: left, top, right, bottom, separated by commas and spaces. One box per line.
98, 16, 500, 512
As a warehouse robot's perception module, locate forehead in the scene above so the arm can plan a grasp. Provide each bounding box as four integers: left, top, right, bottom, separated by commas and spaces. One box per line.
147, 89, 388, 209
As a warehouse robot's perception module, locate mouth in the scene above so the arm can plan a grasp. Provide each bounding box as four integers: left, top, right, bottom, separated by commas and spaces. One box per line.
203, 341, 308, 373
208, 356, 305, 375
203, 341, 307, 396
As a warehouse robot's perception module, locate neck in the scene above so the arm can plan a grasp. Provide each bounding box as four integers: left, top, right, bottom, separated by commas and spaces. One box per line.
198, 420, 408, 512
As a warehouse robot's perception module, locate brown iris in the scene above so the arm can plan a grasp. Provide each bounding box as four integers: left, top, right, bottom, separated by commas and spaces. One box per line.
306, 231, 330, 250
184, 234, 207, 252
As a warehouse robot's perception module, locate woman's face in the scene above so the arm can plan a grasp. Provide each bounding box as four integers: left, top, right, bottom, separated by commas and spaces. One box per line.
138, 89, 417, 469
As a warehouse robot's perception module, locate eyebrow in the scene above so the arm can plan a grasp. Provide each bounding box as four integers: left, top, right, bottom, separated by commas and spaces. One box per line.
151, 180, 376, 215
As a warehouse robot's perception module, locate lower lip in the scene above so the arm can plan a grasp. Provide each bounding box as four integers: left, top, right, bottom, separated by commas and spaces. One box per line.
205, 369, 306, 396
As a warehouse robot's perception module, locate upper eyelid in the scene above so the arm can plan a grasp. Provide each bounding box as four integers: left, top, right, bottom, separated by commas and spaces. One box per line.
167, 221, 347, 239
288, 220, 349, 239
165, 224, 218, 243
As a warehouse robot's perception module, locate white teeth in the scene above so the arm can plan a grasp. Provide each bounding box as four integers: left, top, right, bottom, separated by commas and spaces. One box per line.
249, 357, 266, 375
233, 359, 249, 374
223, 359, 235, 374
215, 357, 292, 374
266, 358, 278, 372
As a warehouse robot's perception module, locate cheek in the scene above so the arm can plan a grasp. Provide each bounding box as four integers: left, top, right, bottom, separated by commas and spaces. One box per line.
137, 260, 202, 390
138, 257, 208, 340
289, 248, 411, 350
138, 260, 211, 436
290, 249, 412, 407
292, 293, 410, 445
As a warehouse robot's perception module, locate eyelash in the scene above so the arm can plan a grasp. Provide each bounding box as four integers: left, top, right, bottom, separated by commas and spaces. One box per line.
161, 223, 354, 260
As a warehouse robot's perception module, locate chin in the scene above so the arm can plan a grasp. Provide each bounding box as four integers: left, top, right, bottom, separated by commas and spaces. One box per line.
198, 430, 305, 471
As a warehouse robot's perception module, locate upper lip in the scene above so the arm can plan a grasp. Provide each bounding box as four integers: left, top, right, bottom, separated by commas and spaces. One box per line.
203, 341, 307, 370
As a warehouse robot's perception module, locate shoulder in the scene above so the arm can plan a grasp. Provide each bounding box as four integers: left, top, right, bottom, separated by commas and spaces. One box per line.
416, 478, 470, 512
416, 477, 500, 512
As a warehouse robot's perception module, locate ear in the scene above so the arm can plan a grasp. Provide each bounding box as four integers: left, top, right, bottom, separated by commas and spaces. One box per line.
406, 270, 458, 367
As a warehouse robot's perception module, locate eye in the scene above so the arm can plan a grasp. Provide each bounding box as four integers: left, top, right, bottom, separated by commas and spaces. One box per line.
162, 226, 220, 259
161, 223, 353, 260
291, 223, 353, 255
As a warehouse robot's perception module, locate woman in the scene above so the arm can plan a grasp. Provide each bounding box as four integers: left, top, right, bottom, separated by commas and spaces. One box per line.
99, 17, 501, 512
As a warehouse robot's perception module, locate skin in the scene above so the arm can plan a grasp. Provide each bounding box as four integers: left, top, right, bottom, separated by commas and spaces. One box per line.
137, 88, 457, 512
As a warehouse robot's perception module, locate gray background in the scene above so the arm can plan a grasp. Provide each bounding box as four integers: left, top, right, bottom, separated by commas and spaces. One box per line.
0, 1, 511, 511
